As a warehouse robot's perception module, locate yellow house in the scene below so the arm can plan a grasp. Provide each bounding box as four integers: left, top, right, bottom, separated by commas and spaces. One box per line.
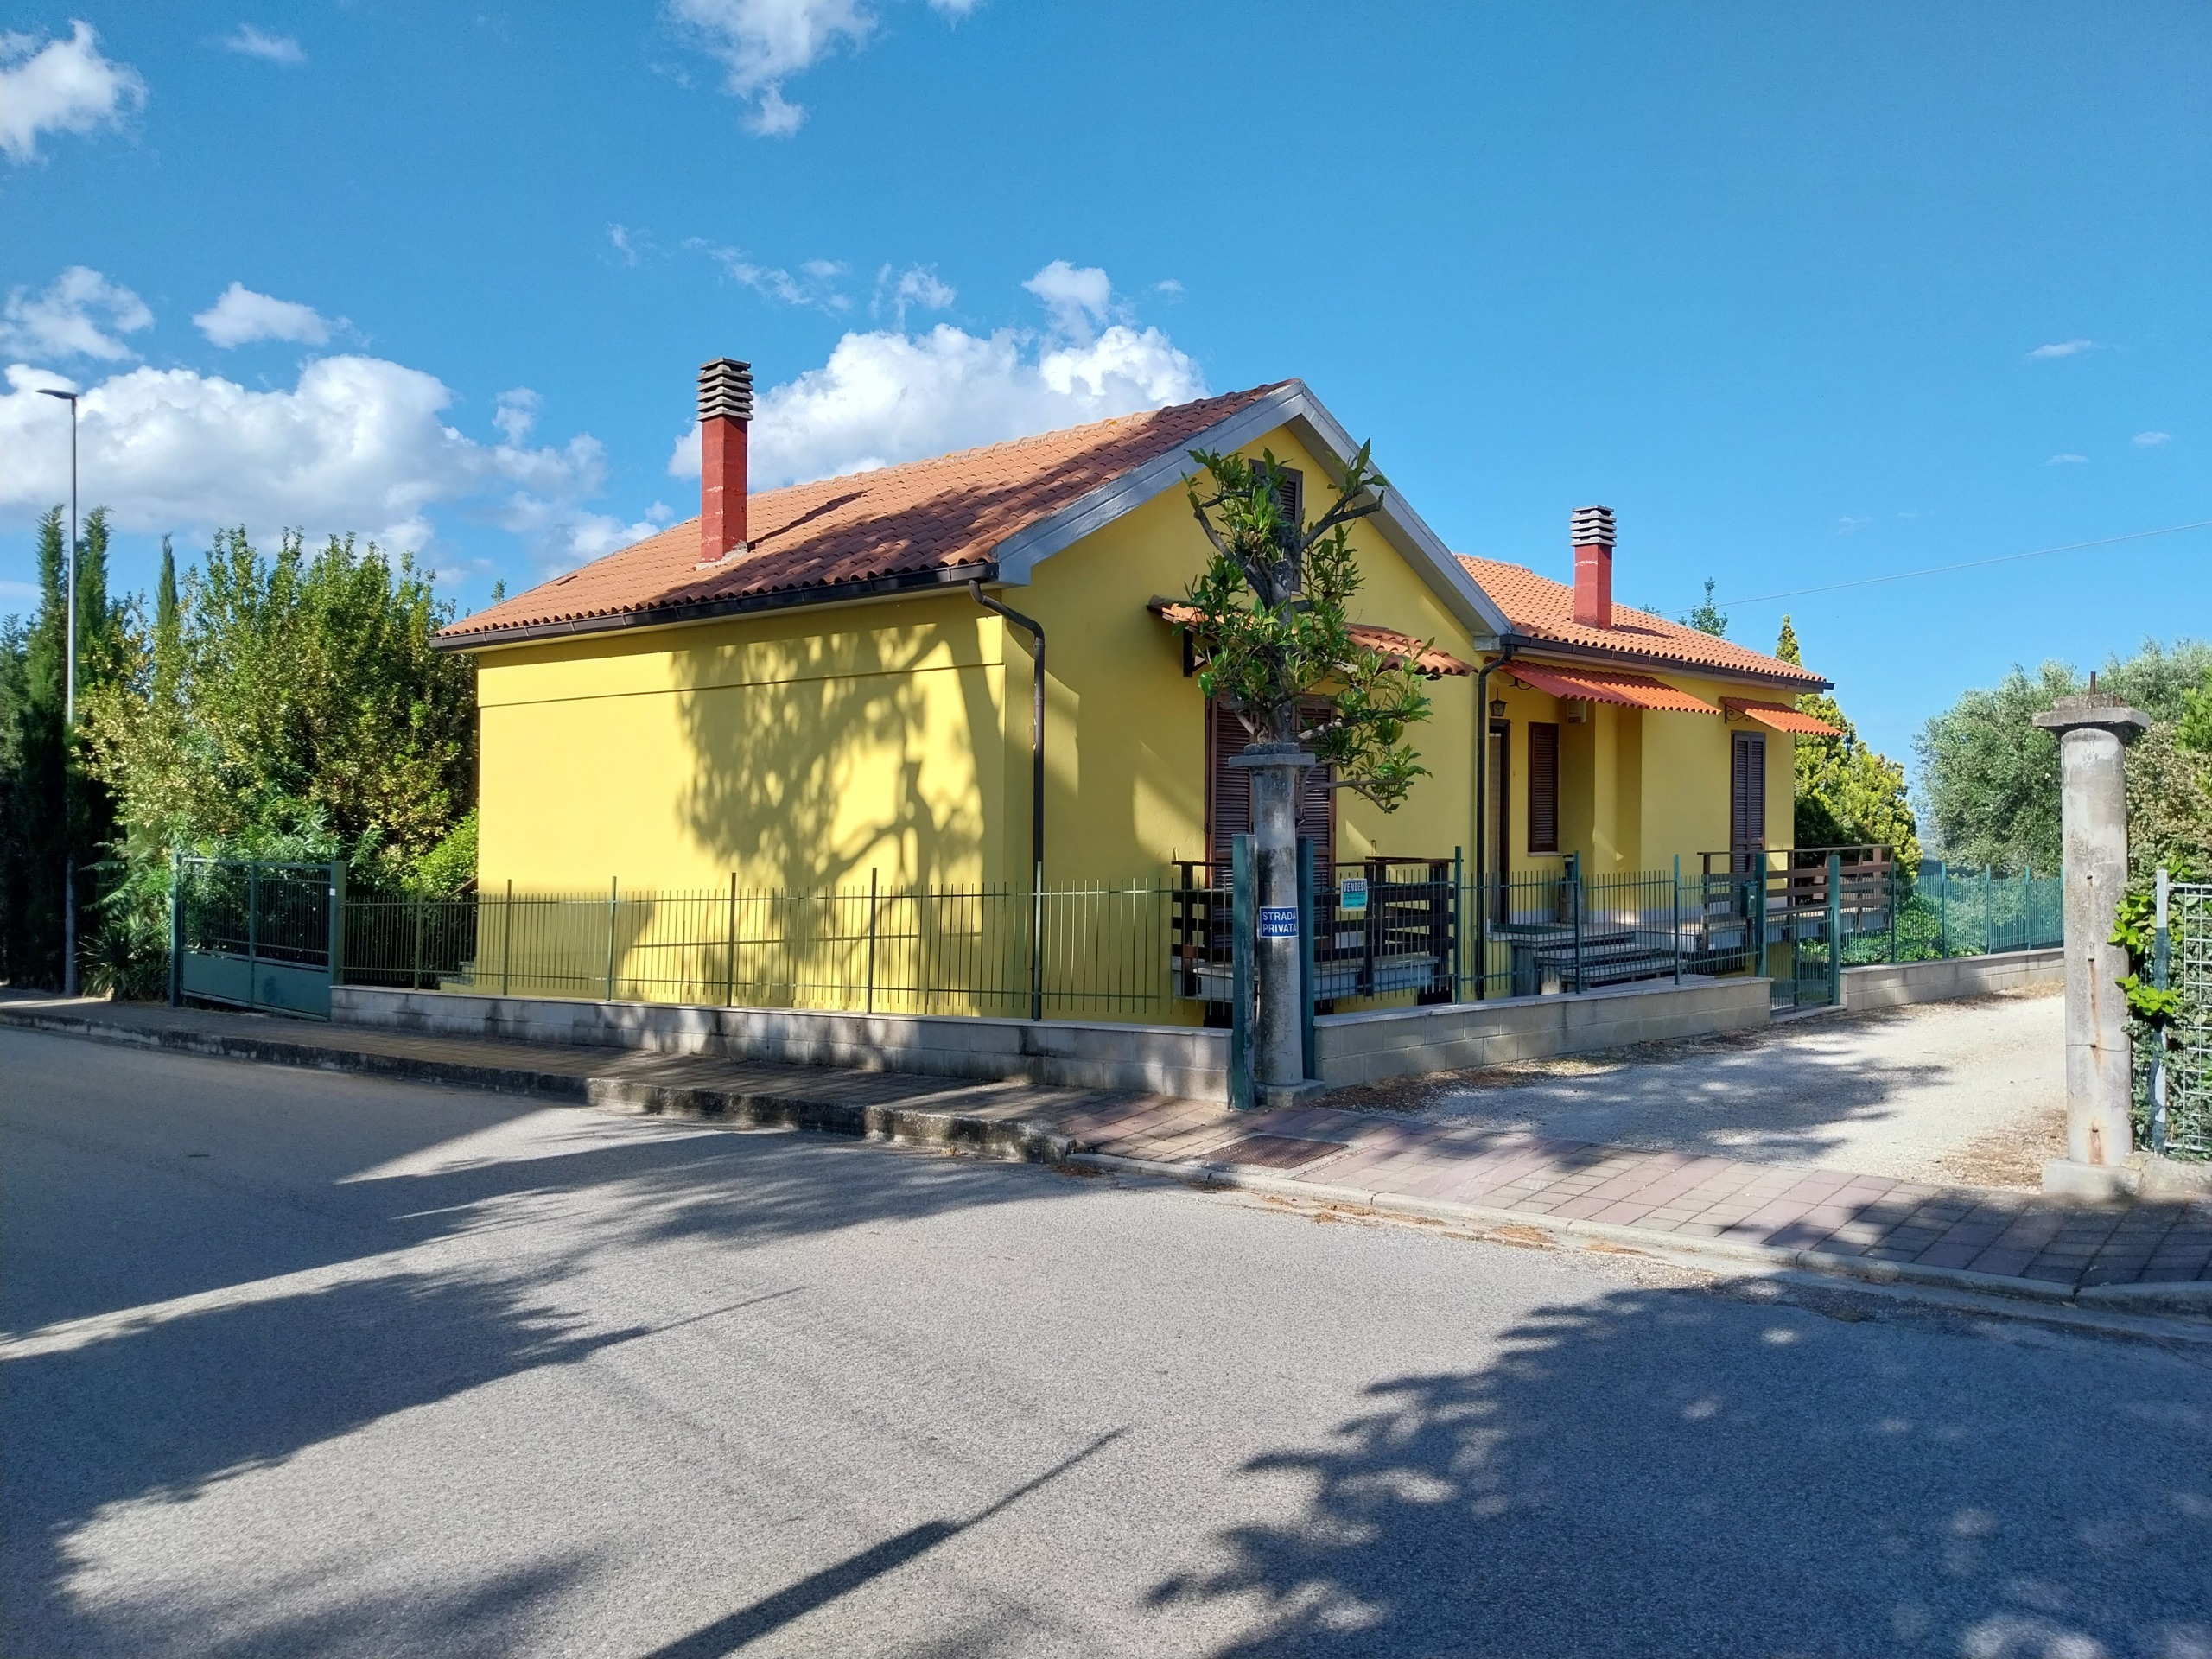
435, 369, 1834, 1014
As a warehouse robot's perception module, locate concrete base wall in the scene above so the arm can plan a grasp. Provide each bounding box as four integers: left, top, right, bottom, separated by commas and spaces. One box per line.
1840, 948, 2063, 1012
1314, 976, 1772, 1087
331, 988, 1230, 1101
336, 975, 1777, 1103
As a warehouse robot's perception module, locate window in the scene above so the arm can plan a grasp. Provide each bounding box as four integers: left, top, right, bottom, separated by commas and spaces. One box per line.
1206, 698, 1333, 872
1527, 721, 1560, 855
1731, 732, 1767, 857
1274, 466, 1304, 530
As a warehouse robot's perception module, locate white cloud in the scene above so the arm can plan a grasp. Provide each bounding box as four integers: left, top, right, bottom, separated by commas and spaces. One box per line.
608, 224, 641, 265
2133, 430, 2171, 448
221, 26, 304, 65
1022, 260, 1114, 340
670, 263, 1204, 488
874, 263, 956, 326
0, 268, 153, 360
2044, 453, 2088, 466
693, 242, 852, 311
0, 22, 145, 163
1836, 516, 1872, 534
0, 355, 651, 572
192, 282, 334, 348
493, 387, 541, 446
669, 0, 977, 135
1154, 278, 1184, 296
2027, 339, 2098, 359
668, 0, 873, 134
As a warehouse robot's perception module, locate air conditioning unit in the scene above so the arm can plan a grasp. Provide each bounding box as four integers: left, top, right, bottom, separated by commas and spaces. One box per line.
1562, 698, 1590, 724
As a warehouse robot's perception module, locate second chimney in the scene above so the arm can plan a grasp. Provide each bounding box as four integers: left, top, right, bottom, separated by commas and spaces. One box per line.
1570, 505, 1615, 629
698, 358, 753, 564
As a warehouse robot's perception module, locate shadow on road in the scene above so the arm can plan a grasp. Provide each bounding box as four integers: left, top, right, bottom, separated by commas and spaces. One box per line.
0, 1029, 1101, 1656
1147, 1284, 2212, 1658
642, 1429, 1126, 1659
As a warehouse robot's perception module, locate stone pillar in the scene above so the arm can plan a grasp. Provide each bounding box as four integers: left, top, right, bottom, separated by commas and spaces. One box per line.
1231, 745, 1322, 1108
2031, 695, 2149, 1197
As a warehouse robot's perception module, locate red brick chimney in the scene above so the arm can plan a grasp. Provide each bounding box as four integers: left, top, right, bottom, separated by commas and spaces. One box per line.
1570, 505, 1616, 629
697, 358, 753, 563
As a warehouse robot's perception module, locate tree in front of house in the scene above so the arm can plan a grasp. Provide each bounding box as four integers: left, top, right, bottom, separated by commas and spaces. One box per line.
1177, 444, 1436, 1099
1774, 615, 1919, 868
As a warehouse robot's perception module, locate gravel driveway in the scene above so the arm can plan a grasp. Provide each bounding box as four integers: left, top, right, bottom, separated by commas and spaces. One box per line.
1333, 986, 2065, 1189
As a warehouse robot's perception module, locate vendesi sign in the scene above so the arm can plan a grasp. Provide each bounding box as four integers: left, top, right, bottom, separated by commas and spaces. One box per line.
1258, 906, 1300, 938
1338, 877, 1370, 913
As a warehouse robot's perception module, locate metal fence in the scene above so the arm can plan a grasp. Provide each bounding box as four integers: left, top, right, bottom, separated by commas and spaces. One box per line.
1881, 861, 2064, 963
329, 849, 2068, 1023
2147, 880, 2210, 1161
343, 877, 1179, 1020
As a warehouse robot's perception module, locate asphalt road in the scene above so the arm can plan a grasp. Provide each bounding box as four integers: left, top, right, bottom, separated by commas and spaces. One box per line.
4, 1027, 2209, 1659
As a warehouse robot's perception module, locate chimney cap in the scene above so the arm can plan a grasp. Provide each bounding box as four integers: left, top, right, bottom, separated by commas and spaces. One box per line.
698, 358, 754, 423
1570, 505, 1616, 548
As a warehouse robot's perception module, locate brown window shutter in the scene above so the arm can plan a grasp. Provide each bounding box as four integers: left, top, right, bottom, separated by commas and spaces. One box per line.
1731, 733, 1766, 852
1206, 697, 1334, 872
1276, 466, 1304, 531
1527, 721, 1560, 854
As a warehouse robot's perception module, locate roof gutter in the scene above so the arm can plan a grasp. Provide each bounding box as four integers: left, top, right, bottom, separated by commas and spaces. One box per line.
1497, 631, 1831, 694
431, 561, 996, 653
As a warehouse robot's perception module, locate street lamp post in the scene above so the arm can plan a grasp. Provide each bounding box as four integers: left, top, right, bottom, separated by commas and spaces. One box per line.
37, 387, 79, 996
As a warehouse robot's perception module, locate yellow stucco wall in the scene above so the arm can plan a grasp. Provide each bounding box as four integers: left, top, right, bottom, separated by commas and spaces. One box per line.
474, 594, 1009, 892
1478, 670, 1796, 880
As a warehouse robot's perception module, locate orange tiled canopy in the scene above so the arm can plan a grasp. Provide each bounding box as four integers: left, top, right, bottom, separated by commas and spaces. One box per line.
1506, 663, 1723, 714
1724, 698, 1844, 736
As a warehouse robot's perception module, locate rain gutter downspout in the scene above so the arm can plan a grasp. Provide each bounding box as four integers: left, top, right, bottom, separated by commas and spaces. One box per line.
1472, 645, 1516, 1000
969, 579, 1046, 1020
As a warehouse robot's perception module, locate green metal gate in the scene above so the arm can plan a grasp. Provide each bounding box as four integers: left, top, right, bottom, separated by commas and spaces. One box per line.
170, 856, 345, 1018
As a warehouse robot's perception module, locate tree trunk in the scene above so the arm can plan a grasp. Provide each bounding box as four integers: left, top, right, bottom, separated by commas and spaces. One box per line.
1239, 743, 1307, 1096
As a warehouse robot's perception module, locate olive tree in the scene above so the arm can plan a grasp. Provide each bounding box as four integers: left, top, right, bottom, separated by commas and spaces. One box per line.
1178, 443, 1435, 1100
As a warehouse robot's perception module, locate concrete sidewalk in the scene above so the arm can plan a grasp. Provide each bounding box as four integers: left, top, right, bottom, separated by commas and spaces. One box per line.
6, 993, 2208, 1315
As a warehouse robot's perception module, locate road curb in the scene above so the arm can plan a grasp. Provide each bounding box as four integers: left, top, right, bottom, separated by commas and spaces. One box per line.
0, 1007, 1077, 1167
1063, 1151, 2212, 1319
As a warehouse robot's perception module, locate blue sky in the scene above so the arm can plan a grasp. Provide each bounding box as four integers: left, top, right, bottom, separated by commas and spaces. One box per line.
2, 1, 2205, 767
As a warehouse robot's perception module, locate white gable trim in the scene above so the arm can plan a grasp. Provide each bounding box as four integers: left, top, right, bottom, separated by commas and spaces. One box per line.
988, 380, 1511, 643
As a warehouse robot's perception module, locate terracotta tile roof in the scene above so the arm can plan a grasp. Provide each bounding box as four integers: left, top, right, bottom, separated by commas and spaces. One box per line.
1147, 601, 1474, 677
1505, 662, 1724, 715
440, 384, 1290, 645
1458, 556, 1826, 687
1725, 697, 1844, 736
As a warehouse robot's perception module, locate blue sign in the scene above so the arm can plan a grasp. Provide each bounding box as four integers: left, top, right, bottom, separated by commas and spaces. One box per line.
1258, 906, 1300, 938
1338, 877, 1370, 913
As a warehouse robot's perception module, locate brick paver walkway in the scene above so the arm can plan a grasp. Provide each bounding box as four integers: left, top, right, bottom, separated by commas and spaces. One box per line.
7, 995, 2209, 1294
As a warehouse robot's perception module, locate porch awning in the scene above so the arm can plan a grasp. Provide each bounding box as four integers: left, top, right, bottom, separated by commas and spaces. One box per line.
1147, 600, 1475, 677
1724, 698, 1843, 737
1505, 663, 1722, 715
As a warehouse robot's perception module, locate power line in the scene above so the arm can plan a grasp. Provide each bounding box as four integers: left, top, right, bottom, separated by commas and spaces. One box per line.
1666, 518, 2212, 620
